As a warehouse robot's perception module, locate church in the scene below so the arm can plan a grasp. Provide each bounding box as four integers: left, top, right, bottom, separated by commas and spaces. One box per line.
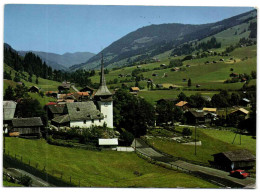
50, 54, 114, 129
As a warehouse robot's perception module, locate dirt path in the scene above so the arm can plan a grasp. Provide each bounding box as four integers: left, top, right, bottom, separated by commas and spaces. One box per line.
132, 138, 255, 188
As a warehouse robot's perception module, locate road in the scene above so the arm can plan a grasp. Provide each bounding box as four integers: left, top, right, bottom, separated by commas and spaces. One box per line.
132, 138, 255, 188
4, 168, 53, 187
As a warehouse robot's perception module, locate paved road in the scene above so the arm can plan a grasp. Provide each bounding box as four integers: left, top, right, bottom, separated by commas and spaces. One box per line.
132, 139, 255, 188
71, 85, 79, 92
4, 168, 52, 187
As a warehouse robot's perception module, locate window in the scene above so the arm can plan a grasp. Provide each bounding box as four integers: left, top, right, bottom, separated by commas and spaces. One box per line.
76, 107, 80, 111
92, 119, 94, 123
83, 120, 86, 124
99, 119, 101, 122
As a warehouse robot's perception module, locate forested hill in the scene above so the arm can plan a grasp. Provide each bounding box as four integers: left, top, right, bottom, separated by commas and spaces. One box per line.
74, 9, 256, 70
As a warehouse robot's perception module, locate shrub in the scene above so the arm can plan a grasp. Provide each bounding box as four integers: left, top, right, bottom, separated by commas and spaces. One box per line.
19, 175, 32, 186
182, 128, 192, 136
120, 131, 134, 146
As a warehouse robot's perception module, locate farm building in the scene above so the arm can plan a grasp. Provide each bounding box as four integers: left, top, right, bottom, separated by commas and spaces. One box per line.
213, 149, 255, 170
46, 104, 66, 120
73, 92, 89, 101
28, 85, 40, 93
230, 108, 249, 119
10, 117, 43, 138
203, 108, 217, 113
80, 86, 95, 96
130, 87, 140, 92
202, 96, 212, 102
51, 114, 70, 127
175, 101, 189, 110
184, 109, 205, 124
241, 98, 251, 107
58, 81, 71, 93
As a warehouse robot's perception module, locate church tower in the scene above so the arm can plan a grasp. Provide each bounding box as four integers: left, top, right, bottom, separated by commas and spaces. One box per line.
94, 53, 113, 128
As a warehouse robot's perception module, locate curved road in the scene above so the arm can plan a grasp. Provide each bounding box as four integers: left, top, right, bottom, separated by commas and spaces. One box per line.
132, 138, 255, 188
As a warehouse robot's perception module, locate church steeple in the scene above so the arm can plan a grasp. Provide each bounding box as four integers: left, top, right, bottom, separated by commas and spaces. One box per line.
95, 53, 112, 97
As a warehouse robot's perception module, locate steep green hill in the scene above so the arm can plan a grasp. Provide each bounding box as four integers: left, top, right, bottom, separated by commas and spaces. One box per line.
73, 9, 256, 70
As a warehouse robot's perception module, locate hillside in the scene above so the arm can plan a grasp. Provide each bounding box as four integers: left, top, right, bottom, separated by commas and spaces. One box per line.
18, 50, 95, 70
72, 9, 256, 70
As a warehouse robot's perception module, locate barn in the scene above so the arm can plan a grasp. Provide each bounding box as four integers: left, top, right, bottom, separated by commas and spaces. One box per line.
213, 149, 255, 170
11, 117, 43, 138
28, 85, 40, 93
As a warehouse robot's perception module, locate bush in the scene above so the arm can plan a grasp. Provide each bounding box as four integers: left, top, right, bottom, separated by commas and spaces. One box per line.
182, 128, 192, 136
120, 131, 134, 146
19, 175, 32, 186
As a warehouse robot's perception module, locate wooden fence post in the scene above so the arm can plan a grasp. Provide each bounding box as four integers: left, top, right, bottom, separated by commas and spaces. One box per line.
78, 180, 80, 187
70, 176, 71, 184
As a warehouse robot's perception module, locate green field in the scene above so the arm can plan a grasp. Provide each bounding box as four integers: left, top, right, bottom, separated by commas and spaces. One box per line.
146, 127, 256, 164
4, 137, 218, 188
3, 180, 23, 187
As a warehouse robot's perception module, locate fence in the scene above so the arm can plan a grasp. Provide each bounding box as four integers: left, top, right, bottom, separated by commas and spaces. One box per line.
3, 151, 79, 187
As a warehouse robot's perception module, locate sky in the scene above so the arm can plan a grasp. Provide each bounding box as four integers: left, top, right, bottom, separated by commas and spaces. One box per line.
4, 5, 254, 54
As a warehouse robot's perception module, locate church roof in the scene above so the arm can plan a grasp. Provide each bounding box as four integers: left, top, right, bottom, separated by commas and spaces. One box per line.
95, 54, 112, 97
66, 101, 104, 121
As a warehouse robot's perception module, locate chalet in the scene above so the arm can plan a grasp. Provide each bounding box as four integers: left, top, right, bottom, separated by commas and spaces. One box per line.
160, 64, 166, 67
137, 65, 142, 68
147, 78, 153, 83
175, 101, 189, 110
46, 91, 58, 97
171, 67, 179, 72
130, 87, 140, 92
186, 65, 191, 67
219, 58, 224, 62
184, 109, 205, 124
58, 82, 71, 93
203, 108, 217, 113
213, 61, 217, 63
46, 104, 66, 120
10, 117, 43, 138
3, 101, 17, 133
118, 74, 124, 78
80, 86, 95, 96
156, 84, 163, 89
51, 114, 70, 127
152, 73, 158, 76
241, 98, 251, 107
230, 108, 249, 119
230, 73, 239, 77
213, 149, 255, 170
182, 78, 187, 82
196, 84, 201, 88
73, 92, 89, 101
202, 96, 212, 102
28, 85, 40, 93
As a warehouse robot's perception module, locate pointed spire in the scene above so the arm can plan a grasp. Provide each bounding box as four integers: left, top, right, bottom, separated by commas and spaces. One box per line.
95, 53, 112, 97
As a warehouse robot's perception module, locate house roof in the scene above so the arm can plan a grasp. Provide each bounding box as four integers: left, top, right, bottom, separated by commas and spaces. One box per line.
203, 108, 217, 112
231, 108, 249, 115
176, 101, 188, 107
76, 92, 89, 96
29, 86, 39, 90
48, 104, 65, 114
214, 149, 255, 162
3, 101, 17, 121
242, 98, 250, 103
131, 87, 140, 91
51, 114, 70, 124
12, 117, 43, 127
202, 96, 212, 102
99, 138, 118, 146
67, 101, 104, 121
188, 109, 205, 118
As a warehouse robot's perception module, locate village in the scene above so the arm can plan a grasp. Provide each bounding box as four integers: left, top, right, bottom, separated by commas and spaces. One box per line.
2, 5, 257, 189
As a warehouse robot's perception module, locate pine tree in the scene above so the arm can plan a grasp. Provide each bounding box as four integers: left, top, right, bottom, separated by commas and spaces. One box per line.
188, 78, 192, 87
4, 86, 15, 100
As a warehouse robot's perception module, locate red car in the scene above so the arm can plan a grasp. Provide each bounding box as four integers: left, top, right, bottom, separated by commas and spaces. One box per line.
230, 169, 250, 179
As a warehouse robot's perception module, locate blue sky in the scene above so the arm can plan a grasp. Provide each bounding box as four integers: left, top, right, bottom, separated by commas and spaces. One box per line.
4, 5, 254, 54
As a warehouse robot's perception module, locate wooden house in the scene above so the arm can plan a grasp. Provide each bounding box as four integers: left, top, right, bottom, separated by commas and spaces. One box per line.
46, 104, 66, 120
184, 109, 205, 124
11, 117, 43, 138
28, 85, 40, 93
130, 87, 140, 93
175, 101, 189, 110
230, 108, 249, 119
58, 82, 71, 93
213, 149, 255, 170
80, 86, 95, 96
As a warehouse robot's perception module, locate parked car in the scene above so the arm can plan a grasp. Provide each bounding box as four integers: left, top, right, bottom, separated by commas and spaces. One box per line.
230, 169, 249, 179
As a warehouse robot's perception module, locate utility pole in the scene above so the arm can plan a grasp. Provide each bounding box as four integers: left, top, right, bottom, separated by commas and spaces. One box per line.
194, 126, 197, 155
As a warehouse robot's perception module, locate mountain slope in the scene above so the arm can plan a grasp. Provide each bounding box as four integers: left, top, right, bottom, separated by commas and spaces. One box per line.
75, 9, 256, 70
18, 51, 95, 70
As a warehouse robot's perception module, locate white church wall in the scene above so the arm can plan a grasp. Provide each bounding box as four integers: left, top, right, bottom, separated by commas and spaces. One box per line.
98, 101, 113, 128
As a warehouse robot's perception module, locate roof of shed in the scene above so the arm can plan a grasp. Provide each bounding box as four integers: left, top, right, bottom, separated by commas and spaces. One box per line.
214, 149, 255, 162
48, 104, 65, 114
176, 101, 188, 107
12, 117, 43, 127
51, 114, 70, 124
